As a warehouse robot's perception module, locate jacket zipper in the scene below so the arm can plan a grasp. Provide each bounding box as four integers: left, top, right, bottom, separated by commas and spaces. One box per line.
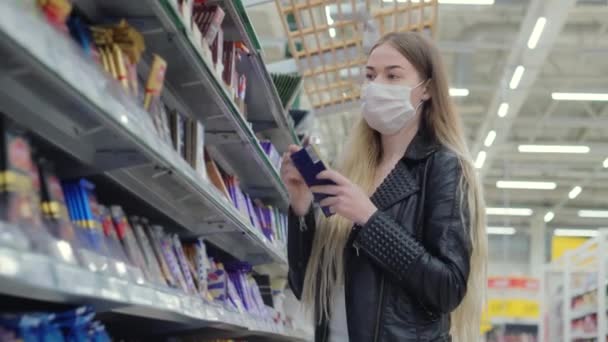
373, 275, 385, 342
299, 216, 308, 232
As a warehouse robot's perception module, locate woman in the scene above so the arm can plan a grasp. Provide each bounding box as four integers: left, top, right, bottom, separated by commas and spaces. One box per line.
280, 32, 487, 342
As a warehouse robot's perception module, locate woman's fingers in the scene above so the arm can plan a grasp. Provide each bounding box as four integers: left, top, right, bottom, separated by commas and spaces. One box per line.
288, 144, 301, 153
319, 196, 339, 208
309, 185, 341, 195
317, 169, 348, 185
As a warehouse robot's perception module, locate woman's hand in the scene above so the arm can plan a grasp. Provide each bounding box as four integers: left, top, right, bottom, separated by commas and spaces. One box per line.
310, 170, 377, 225
280, 145, 313, 216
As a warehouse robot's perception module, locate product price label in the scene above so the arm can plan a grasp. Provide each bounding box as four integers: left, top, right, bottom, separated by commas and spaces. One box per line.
129, 286, 156, 306
99, 277, 125, 301
156, 291, 181, 311
205, 306, 219, 321
0, 248, 20, 277
55, 262, 95, 296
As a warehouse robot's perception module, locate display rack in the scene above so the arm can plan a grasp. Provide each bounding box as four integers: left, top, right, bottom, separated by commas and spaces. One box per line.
541, 230, 608, 342
0, 244, 308, 340
0, 1, 287, 265
483, 277, 540, 342
0, 1, 311, 340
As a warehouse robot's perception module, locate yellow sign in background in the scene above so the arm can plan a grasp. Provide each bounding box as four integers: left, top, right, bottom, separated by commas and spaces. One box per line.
551, 236, 589, 260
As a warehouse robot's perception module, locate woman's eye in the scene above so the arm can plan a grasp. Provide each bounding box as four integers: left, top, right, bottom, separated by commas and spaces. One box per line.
388, 74, 399, 80
365, 74, 375, 80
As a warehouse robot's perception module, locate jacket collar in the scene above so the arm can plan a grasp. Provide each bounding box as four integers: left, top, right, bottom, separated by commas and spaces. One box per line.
370, 162, 419, 210
370, 127, 438, 210
403, 125, 440, 161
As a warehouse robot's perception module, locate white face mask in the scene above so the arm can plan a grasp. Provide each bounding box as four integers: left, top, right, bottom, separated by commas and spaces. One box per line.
361, 80, 426, 135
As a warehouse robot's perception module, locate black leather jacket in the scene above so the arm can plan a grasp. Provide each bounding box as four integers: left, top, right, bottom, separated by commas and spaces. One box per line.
287, 130, 472, 342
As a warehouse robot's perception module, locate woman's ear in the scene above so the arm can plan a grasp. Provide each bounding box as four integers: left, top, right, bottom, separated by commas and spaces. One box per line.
421, 79, 432, 101
421, 87, 431, 101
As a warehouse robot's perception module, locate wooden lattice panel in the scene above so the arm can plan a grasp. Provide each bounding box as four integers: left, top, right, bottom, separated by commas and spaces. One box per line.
275, 0, 438, 110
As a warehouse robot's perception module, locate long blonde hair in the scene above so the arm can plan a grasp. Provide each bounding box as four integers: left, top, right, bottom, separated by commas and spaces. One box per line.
301, 32, 487, 341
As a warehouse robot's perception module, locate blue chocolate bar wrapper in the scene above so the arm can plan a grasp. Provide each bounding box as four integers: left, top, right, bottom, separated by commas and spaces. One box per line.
290, 145, 335, 217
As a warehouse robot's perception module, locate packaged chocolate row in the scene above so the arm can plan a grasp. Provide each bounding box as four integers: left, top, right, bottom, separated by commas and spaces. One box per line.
0, 306, 111, 342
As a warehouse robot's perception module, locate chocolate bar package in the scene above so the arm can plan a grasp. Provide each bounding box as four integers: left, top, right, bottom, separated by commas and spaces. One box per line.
38, 161, 85, 261
0, 122, 51, 251
290, 144, 336, 217
98, 205, 130, 265
110, 205, 150, 280
143, 222, 178, 288
130, 216, 167, 286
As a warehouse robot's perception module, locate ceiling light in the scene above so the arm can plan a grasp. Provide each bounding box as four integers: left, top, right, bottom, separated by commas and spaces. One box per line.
325, 6, 336, 38
551, 93, 608, 101
486, 207, 534, 216
487, 227, 516, 235
497, 102, 509, 117
509, 65, 525, 90
544, 211, 555, 223
527, 17, 547, 49
568, 186, 582, 199
578, 210, 608, 218
449, 88, 470, 97
603, 158, 608, 168
439, 0, 494, 3
484, 130, 496, 147
383, 0, 494, 3
496, 180, 557, 190
554, 229, 598, 238
475, 151, 486, 169
518, 145, 590, 154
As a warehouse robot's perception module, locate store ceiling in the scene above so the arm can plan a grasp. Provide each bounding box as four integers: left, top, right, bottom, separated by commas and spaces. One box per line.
246, 0, 608, 234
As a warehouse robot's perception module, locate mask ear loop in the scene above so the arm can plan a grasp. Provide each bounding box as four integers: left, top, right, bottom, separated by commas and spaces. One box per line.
414, 99, 426, 113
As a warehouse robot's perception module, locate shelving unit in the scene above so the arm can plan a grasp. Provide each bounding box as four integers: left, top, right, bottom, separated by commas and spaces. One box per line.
0, 1, 288, 265
0, 1, 310, 340
541, 230, 608, 342
0, 244, 308, 340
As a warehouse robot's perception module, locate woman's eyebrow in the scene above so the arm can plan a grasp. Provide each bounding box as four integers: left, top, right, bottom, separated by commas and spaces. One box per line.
385, 65, 406, 71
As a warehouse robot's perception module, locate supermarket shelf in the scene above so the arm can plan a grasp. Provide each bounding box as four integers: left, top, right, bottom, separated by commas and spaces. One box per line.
0, 245, 310, 341
572, 282, 608, 298
571, 331, 599, 340
0, 1, 286, 266
571, 306, 598, 321
75, 0, 290, 206
214, 0, 299, 150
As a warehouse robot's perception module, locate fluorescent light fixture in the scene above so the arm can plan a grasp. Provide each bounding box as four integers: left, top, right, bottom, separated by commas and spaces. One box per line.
552, 92, 608, 101
325, 6, 336, 38
544, 211, 555, 223
509, 65, 525, 89
578, 210, 608, 218
383, 0, 494, 3
449, 88, 470, 97
475, 151, 487, 169
439, 0, 494, 3
487, 227, 516, 235
497, 102, 509, 117
603, 158, 608, 168
486, 207, 534, 216
496, 180, 557, 190
527, 17, 547, 49
518, 145, 590, 154
554, 229, 598, 237
568, 186, 582, 199
484, 130, 496, 147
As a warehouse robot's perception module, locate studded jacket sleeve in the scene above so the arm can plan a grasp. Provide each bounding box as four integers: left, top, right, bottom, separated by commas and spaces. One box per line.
354, 151, 472, 314
287, 206, 317, 300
